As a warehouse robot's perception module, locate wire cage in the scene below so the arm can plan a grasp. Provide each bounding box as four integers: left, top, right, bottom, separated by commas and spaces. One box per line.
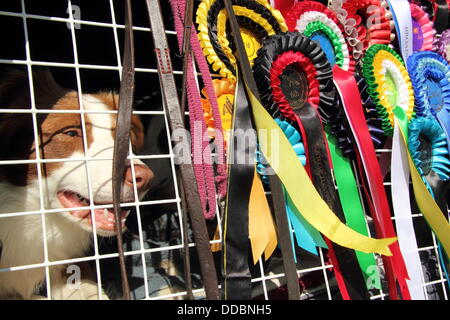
0, 0, 448, 300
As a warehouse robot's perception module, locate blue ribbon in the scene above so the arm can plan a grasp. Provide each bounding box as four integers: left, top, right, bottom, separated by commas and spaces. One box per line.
256, 119, 327, 258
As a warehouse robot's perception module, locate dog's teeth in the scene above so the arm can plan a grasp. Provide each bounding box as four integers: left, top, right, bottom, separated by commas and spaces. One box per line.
121, 219, 126, 223
107, 217, 115, 223
103, 209, 108, 219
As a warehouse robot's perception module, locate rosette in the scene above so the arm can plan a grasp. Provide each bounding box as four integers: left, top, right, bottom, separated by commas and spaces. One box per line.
407, 51, 450, 117
343, 0, 395, 49
201, 78, 235, 148
408, 115, 450, 290
361, 44, 415, 136
434, 29, 450, 62
410, 3, 437, 52
252, 32, 352, 152
196, 0, 287, 80
256, 118, 307, 185
408, 116, 450, 192
355, 75, 388, 148
328, 0, 365, 62
284, 1, 355, 73
407, 51, 450, 154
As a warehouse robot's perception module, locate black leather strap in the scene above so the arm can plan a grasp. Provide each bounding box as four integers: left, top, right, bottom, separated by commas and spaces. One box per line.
112, 0, 134, 300
145, 0, 220, 300
222, 0, 301, 300
268, 175, 302, 300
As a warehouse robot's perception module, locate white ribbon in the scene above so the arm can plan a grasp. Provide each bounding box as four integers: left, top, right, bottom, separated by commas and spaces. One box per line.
386, 0, 413, 61
391, 122, 427, 300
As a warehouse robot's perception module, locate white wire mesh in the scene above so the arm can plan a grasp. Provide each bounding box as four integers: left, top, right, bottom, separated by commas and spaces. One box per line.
0, 0, 447, 300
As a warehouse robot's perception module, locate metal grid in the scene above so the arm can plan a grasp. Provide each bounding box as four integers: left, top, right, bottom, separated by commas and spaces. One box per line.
0, 0, 448, 300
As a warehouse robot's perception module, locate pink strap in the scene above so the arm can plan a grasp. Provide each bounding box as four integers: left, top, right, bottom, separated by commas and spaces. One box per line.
169, 0, 227, 219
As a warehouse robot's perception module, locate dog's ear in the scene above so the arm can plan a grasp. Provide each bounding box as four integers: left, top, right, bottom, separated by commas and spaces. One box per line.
0, 68, 67, 185
0, 68, 31, 109
0, 67, 67, 110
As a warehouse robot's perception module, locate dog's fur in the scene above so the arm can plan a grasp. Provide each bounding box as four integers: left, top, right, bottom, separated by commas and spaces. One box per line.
0, 69, 153, 299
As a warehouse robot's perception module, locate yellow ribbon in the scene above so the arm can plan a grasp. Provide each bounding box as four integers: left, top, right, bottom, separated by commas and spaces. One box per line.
397, 120, 450, 258
249, 166, 278, 264
247, 88, 397, 256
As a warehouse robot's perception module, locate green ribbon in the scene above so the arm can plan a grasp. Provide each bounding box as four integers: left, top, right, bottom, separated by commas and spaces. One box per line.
325, 129, 381, 290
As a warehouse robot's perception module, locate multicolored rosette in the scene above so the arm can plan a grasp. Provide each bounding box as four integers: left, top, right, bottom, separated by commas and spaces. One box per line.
410, 2, 437, 52
256, 118, 307, 185
408, 116, 450, 194
284, 1, 355, 73
201, 78, 235, 148
328, 0, 365, 62
434, 29, 450, 62
196, 0, 287, 80
251, 32, 355, 156
343, 0, 395, 50
361, 44, 415, 136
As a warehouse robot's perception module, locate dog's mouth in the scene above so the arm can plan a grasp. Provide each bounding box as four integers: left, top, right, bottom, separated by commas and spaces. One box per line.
57, 190, 131, 233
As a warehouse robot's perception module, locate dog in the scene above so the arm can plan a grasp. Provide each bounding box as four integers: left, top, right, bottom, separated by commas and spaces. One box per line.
0, 68, 154, 299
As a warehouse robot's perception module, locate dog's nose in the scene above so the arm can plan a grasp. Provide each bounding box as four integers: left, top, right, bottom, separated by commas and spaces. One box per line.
124, 165, 154, 190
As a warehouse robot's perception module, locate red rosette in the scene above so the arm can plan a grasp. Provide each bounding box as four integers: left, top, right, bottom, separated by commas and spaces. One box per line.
410, 2, 436, 51
343, 0, 393, 49
269, 50, 320, 122
285, 1, 342, 32
284, 1, 356, 73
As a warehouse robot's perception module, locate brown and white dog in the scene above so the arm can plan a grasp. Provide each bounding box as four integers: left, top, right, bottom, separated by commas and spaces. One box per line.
0, 69, 153, 299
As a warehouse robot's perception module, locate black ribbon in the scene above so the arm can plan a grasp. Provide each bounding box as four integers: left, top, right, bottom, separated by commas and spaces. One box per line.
433, 0, 449, 34
222, 76, 256, 300
294, 103, 370, 300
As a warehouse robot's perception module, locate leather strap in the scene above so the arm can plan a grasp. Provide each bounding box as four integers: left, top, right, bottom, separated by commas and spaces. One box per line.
179, 0, 194, 299
145, 0, 219, 300
269, 175, 302, 300
177, 175, 194, 299
112, 0, 134, 300
222, 0, 300, 300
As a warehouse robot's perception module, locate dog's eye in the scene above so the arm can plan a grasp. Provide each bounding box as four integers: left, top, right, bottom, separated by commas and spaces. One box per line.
64, 130, 80, 137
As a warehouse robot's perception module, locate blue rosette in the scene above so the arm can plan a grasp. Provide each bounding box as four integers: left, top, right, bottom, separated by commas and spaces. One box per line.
408, 115, 450, 288
407, 51, 450, 155
408, 116, 450, 193
256, 118, 326, 257
256, 118, 306, 184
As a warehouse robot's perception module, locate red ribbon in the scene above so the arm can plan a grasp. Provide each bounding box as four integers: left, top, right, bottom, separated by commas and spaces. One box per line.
333, 66, 411, 300
273, 0, 296, 19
